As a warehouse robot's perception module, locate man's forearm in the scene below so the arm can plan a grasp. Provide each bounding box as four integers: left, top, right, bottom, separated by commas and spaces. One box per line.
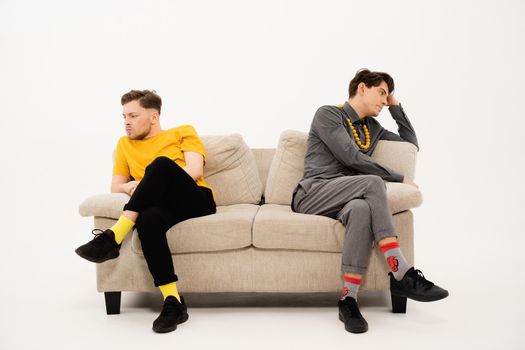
388, 104, 419, 149
111, 183, 127, 193
111, 179, 137, 195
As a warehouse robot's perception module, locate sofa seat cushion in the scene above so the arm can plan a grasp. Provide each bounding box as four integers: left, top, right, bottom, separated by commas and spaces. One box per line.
253, 201, 419, 252
253, 204, 345, 252
131, 204, 259, 254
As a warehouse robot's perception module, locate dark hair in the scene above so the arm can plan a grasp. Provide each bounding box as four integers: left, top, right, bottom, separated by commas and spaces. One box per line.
348, 69, 394, 98
121, 89, 162, 114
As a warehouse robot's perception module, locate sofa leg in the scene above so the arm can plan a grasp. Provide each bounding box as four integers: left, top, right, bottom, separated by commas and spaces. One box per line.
104, 292, 121, 315
391, 293, 407, 313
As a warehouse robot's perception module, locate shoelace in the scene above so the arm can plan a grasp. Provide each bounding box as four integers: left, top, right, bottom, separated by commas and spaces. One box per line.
90, 229, 107, 248
343, 298, 363, 318
412, 269, 435, 289
160, 299, 180, 317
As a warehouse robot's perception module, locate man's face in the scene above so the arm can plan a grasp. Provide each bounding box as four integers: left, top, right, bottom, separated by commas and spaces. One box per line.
359, 81, 389, 117
121, 100, 158, 140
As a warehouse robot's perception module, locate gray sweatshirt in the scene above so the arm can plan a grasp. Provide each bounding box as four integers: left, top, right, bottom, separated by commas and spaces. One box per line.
294, 101, 419, 194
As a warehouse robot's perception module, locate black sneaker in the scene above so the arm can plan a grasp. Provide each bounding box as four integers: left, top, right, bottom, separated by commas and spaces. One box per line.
390, 267, 449, 302
152, 296, 189, 333
75, 229, 121, 263
338, 297, 368, 333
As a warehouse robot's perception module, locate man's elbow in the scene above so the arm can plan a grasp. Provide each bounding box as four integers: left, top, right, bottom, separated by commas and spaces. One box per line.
188, 166, 203, 181
192, 168, 204, 180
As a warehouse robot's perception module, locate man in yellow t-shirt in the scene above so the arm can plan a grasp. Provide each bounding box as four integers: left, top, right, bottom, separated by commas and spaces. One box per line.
75, 90, 216, 333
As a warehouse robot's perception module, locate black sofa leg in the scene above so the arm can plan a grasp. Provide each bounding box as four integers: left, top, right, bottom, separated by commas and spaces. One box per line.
391, 293, 407, 313
104, 292, 121, 315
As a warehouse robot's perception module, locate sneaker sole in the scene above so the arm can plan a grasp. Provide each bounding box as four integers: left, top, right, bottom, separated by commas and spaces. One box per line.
74, 248, 119, 263
391, 289, 449, 302
152, 314, 189, 334
338, 313, 368, 333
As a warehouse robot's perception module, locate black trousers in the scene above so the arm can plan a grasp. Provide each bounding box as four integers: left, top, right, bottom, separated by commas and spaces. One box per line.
123, 156, 216, 286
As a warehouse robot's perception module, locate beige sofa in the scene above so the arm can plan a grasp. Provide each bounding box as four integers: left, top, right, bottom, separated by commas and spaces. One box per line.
79, 130, 422, 314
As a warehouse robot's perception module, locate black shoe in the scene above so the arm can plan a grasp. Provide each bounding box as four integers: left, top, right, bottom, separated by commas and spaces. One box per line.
390, 267, 449, 302
338, 297, 368, 333
75, 229, 121, 263
152, 296, 189, 333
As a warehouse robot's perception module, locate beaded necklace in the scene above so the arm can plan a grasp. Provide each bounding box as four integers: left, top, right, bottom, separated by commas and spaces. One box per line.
337, 104, 371, 150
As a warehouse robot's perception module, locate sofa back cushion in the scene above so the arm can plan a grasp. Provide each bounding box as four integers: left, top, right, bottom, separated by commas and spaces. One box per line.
264, 130, 308, 205
202, 134, 263, 205
251, 148, 276, 191
264, 129, 418, 206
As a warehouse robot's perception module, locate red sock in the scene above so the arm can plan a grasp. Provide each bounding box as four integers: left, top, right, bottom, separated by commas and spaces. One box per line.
341, 275, 362, 300
379, 241, 410, 280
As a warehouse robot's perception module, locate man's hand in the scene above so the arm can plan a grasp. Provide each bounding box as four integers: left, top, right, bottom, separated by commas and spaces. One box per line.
402, 176, 419, 189
387, 94, 400, 106
122, 180, 139, 196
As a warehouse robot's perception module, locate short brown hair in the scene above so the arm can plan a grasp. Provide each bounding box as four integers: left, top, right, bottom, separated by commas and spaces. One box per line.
121, 89, 162, 114
348, 69, 394, 98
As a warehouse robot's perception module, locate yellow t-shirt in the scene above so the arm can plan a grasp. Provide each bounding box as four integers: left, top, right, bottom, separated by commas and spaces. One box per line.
112, 125, 215, 199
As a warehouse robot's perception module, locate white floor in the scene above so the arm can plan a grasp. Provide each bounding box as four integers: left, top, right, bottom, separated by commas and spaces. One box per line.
1, 216, 524, 350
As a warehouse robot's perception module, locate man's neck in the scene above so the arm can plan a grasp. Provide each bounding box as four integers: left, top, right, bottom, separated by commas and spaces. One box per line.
347, 99, 366, 120
145, 127, 163, 139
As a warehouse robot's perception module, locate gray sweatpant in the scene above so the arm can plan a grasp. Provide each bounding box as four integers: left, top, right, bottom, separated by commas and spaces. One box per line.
292, 175, 396, 275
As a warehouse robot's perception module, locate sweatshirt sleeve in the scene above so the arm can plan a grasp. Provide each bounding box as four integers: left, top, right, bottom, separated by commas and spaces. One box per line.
379, 104, 419, 151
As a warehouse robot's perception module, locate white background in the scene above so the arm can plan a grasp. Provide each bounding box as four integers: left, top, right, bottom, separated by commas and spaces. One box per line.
1, 0, 524, 349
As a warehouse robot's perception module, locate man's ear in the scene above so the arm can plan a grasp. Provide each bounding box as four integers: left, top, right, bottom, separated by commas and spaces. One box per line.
357, 82, 366, 96
151, 111, 160, 124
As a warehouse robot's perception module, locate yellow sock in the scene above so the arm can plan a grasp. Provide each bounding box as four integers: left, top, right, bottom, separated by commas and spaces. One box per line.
110, 216, 135, 244
159, 282, 181, 302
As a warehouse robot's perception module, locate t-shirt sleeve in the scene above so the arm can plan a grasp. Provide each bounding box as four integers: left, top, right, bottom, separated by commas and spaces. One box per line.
112, 139, 130, 178
179, 125, 206, 162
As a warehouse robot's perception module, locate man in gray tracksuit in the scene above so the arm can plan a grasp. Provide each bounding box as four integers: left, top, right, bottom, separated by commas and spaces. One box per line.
291, 69, 448, 334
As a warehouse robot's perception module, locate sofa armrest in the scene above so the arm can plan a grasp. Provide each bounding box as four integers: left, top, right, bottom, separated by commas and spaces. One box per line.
79, 193, 129, 219
371, 140, 418, 180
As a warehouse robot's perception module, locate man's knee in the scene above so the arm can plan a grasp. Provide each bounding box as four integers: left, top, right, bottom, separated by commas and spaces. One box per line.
362, 175, 385, 191
146, 156, 175, 171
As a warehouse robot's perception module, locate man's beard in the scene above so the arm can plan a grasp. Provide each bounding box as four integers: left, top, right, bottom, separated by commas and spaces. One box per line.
129, 128, 151, 140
